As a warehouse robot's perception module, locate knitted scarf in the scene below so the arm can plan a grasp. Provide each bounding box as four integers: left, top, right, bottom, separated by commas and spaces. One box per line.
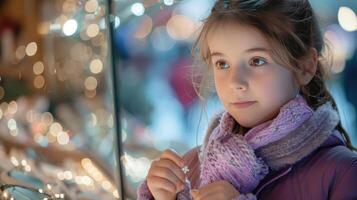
177, 95, 340, 200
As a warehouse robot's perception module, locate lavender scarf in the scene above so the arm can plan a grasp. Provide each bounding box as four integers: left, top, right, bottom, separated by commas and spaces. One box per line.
138, 95, 340, 200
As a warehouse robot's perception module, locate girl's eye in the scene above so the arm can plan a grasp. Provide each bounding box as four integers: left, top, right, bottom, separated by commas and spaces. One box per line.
215, 60, 230, 69
249, 57, 267, 66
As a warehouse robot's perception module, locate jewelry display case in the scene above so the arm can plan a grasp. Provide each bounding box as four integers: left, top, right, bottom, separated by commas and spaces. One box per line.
0, 0, 119, 199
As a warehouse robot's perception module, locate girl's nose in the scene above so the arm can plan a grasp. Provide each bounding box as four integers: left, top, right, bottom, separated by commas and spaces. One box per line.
228, 64, 248, 91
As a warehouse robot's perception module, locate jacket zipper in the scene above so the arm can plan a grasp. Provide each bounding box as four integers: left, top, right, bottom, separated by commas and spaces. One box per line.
255, 166, 292, 196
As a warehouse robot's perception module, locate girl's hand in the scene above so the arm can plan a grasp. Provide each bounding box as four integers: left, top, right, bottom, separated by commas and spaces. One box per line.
190, 180, 240, 200
147, 149, 186, 200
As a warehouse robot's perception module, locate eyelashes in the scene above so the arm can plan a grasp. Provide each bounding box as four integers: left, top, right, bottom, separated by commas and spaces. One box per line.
215, 60, 230, 69
214, 57, 268, 70
249, 57, 267, 66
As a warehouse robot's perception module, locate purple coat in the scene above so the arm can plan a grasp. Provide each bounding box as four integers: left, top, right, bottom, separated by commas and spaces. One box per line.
183, 133, 357, 199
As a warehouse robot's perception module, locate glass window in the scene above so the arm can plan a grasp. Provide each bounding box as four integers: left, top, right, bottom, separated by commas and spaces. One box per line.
0, 0, 119, 199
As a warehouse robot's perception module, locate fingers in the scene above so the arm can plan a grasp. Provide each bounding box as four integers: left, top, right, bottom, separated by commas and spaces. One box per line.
190, 181, 240, 200
191, 189, 199, 199
148, 176, 177, 193
147, 149, 187, 194
160, 149, 185, 168
191, 188, 213, 200
150, 165, 185, 191
191, 181, 220, 200
195, 181, 220, 196
153, 159, 186, 183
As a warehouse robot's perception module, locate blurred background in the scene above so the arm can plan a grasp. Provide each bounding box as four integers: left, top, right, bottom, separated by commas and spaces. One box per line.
0, 0, 356, 199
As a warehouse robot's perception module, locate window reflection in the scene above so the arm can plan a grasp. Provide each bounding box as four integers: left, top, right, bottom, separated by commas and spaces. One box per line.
0, 0, 118, 199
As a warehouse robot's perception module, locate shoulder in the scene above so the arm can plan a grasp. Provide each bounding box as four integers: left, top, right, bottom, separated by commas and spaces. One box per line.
311, 145, 357, 171
298, 145, 357, 177
317, 145, 357, 198
326, 146, 357, 199
296, 145, 357, 199
255, 145, 357, 200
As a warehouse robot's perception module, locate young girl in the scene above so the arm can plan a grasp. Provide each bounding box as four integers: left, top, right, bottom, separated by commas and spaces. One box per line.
137, 0, 357, 199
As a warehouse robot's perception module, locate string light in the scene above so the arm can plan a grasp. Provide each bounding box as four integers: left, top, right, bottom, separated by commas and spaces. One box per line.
166, 15, 195, 40
164, 0, 175, 6
131, 3, 145, 16
86, 24, 100, 38
33, 61, 45, 75
89, 59, 103, 74
134, 15, 153, 39
7, 119, 17, 131
7, 101, 18, 114
57, 131, 70, 145
85, 0, 98, 13
10, 156, 19, 167
84, 76, 98, 90
62, 19, 78, 36
338, 7, 357, 32
84, 89, 97, 98
114, 16, 120, 28
15, 45, 26, 60
34, 75, 45, 89
25, 42, 37, 56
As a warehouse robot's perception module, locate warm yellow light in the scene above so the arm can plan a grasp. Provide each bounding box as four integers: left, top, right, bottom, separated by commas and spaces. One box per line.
89, 59, 103, 74
57, 131, 70, 145
84, 89, 97, 98
15, 45, 26, 60
166, 15, 195, 40
34, 75, 45, 89
8, 101, 18, 114
10, 129, 18, 137
10, 157, 19, 166
41, 112, 54, 126
57, 172, 65, 180
49, 122, 63, 136
87, 24, 100, 38
134, 15, 153, 39
81, 158, 92, 167
38, 22, 50, 35
26, 42, 38, 56
62, 1, 76, 13
101, 180, 112, 191
64, 170, 73, 180
85, 0, 98, 13
84, 76, 98, 90
33, 61, 45, 75
113, 190, 119, 198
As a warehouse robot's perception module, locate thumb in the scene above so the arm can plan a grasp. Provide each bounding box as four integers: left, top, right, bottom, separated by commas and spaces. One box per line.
190, 189, 199, 198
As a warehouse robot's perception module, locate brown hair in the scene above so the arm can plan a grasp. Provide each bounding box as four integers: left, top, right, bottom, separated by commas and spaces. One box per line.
191, 0, 357, 151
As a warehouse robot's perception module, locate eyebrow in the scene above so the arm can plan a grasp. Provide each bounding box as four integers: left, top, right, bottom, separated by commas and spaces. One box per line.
210, 47, 270, 58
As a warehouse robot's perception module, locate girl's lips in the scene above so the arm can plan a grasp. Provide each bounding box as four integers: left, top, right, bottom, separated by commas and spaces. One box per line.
231, 101, 256, 108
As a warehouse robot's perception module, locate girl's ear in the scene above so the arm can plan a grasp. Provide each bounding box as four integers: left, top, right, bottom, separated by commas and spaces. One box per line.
295, 48, 318, 86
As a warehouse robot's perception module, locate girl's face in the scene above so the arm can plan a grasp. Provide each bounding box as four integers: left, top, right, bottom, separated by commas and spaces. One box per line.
207, 23, 299, 128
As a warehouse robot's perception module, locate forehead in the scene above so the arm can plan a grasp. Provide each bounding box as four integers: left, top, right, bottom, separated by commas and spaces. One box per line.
206, 22, 270, 53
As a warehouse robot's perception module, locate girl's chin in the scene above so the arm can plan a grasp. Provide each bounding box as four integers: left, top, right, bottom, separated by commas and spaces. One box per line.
236, 119, 259, 128
235, 116, 271, 128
